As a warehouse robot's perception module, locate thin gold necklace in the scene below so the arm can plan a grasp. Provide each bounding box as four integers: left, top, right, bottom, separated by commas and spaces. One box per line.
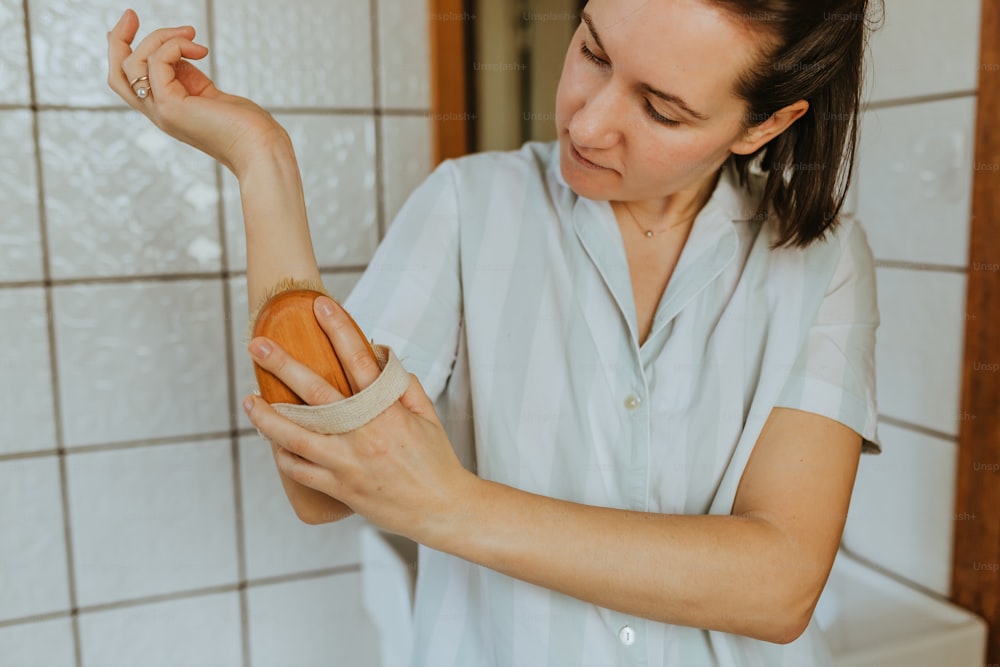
621, 202, 697, 238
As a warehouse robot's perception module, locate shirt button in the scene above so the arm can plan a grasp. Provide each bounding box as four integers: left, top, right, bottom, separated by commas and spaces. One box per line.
624, 394, 642, 411
618, 625, 636, 646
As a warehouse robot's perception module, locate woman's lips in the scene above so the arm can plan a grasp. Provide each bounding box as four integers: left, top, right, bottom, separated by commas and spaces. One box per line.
570, 144, 613, 171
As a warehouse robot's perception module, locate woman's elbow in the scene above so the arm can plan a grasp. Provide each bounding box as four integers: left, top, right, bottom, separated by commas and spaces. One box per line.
769, 615, 810, 645
730, 573, 823, 644
739, 605, 810, 645
768, 580, 827, 644
297, 504, 354, 525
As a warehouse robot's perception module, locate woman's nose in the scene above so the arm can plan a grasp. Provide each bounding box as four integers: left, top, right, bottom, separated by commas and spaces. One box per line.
567, 83, 624, 149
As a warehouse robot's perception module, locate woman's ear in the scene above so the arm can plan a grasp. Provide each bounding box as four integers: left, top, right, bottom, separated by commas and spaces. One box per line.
730, 99, 810, 155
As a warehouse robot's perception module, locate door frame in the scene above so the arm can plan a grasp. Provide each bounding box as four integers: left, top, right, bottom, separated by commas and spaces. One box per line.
428, 0, 474, 163
952, 0, 1000, 662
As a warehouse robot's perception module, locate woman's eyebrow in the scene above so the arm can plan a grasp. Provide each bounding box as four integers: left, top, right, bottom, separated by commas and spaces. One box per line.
641, 84, 710, 121
581, 11, 711, 121
581, 11, 611, 54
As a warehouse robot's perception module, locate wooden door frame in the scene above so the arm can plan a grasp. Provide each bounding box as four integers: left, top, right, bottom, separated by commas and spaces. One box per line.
428, 0, 474, 164
952, 0, 1000, 662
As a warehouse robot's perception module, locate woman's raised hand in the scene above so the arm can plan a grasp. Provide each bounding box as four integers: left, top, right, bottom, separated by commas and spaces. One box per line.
106, 8, 285, 178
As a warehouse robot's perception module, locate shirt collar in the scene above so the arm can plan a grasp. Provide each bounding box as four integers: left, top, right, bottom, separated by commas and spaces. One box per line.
551, 141, 760, 347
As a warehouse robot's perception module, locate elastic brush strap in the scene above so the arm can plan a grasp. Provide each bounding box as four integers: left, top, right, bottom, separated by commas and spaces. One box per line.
255, 344, 410, 439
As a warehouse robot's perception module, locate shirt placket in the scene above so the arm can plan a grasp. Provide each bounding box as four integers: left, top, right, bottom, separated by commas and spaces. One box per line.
610, 347, 652, 665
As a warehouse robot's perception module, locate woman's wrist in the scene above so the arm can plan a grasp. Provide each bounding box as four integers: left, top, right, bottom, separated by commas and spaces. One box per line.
231, 121, 297, 182
236, 131, 307, 226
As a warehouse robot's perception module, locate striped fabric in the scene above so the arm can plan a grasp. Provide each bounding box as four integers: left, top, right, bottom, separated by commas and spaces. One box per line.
343, 140, 881, 667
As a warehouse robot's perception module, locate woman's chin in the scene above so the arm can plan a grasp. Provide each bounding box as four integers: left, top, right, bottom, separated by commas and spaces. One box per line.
559, 155, 619, 201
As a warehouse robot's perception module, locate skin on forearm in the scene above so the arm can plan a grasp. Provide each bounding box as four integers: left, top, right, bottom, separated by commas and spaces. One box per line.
430, 479, 815, 644
238, 132, 348, 525
238, 134, 324, 319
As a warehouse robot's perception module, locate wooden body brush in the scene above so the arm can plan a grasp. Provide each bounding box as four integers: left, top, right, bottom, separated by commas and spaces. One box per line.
251, 288, 377, 404
249, 280, 379, 523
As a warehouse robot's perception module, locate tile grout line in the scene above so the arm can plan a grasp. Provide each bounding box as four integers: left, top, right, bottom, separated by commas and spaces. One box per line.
0, 430, 251, 463
0, 255, 971, 294
863, 88, 978, 111
17, 103, 430, 115
872, 259, 969, 273
0, 563, 363, 630
370, 0, 386, 241
0, 265, 370, 290
20, 0, 83, 665
202, 1, 251, 665
877, 413, 962, 444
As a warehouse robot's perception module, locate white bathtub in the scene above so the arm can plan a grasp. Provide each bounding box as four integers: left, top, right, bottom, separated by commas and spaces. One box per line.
816, 548, 988, 667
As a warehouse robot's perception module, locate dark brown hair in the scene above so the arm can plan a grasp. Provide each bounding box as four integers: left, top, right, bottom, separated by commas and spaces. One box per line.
711, 0, 884, 249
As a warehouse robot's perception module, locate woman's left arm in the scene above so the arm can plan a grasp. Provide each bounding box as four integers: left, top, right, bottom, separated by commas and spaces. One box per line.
431, 406, 861, 646
242, 299, 861, 646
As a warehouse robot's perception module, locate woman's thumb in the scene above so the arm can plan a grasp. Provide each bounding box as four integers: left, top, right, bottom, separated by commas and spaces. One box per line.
398, 373, 437, 419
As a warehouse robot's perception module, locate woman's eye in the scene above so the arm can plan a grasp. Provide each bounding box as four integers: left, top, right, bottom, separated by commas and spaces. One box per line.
579, 41, 679, 127
645, 100, 680, 127
580, 42, 610, 69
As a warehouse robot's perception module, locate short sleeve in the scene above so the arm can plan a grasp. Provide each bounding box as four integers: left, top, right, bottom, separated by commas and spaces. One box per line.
774, 220, 882, 454
341, 160, 462, 404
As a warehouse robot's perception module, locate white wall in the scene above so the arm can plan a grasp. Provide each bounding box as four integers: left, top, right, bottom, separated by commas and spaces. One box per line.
0, 0, 432, 664
841, 0, 982, 597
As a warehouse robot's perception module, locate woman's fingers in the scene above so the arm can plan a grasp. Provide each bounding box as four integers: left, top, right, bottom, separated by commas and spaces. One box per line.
106, 10, 143, 105
248, 337, 346, 407
107, 9, 199, 105
147, 37, 209, 103
313, 297, 382, 394
121, 25, 195, 80
243, 397, 333, 468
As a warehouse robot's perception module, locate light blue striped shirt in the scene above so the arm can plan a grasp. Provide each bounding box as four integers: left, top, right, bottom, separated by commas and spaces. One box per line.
344, 140, 881, 666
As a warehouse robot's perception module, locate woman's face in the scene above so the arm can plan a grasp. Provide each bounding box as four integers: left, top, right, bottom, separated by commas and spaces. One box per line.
555, 0, 763, 203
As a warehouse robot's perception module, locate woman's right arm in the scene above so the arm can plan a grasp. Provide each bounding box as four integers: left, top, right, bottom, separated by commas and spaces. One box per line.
106, 9, 351, 524
235, 138, 357, 524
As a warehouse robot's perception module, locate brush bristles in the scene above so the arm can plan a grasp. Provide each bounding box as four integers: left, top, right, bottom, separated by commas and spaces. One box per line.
243, 277, 332, 345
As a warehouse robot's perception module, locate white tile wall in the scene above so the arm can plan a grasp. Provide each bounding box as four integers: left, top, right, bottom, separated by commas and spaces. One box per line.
2, 0, 433, 657
378, 0, 432, 109
856, 98, 977, 267
874, 268, 967, 436
212, 0, 373, 108
239, 435, 364, 579
222, 114, 378, 272
0, 457, 71, 622
52, 280, 230, 448
843, 421, 957, 596
246, 573, 381, 666
0, 618, 75, 667
0, 0, 31, 105
0, 288, 57, 455
38, 111, 221, 280
66, 439, 238, 607
77, 592, 243, 666
844, 0, 983, 599
865, 0, 982, 103
28, 0, 209, 107
381, 114, 433, 225
0, 110, 43, 282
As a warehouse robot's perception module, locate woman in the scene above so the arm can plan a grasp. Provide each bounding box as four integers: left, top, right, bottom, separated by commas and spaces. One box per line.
107, 0, 882, 664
